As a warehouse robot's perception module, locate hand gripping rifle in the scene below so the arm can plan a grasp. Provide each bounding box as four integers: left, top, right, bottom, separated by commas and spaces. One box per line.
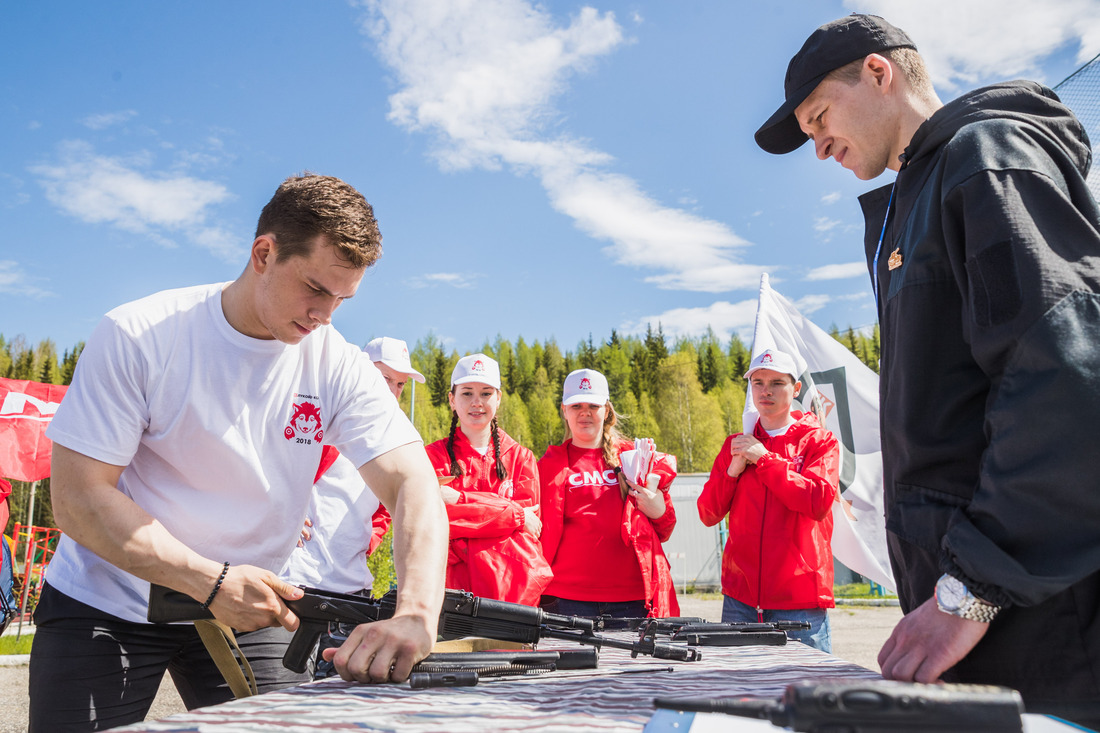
148, 585, 701, 674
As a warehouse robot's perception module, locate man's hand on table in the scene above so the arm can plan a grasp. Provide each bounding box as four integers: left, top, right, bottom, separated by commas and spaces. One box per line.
323, 613, 436, 683
877, 596, 989, 683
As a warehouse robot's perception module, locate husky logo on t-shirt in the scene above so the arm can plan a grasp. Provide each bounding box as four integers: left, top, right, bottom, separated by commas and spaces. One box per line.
285, 400, 324, 444
579, 378, 592, 391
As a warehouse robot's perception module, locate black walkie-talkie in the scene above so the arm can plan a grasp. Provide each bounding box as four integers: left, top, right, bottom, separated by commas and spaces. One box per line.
654, 678, 1024, 732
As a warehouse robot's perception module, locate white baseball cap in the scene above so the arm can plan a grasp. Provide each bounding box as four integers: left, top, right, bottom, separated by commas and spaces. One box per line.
364, 337, 426, 383
744, 348, 800, 382
562, 368, 610, 406
450, 353, 501, 389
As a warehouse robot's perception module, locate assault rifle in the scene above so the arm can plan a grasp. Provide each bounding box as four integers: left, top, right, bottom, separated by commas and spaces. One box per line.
596, 616, 811, 646
653, 679, 1025, 733
409, 648, 597, 689
148, 585, 702, 673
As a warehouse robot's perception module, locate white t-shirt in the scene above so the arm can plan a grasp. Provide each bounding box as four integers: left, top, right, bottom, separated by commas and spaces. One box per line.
45, 283, 420, 623
280, 452, 379, 594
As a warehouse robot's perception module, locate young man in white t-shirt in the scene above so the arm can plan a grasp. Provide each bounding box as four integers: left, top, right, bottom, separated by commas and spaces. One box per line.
32, 175, 448, 732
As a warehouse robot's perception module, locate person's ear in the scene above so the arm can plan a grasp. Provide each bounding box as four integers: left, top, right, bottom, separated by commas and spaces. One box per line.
251, 235, 276, 274
864, 53, 893, 91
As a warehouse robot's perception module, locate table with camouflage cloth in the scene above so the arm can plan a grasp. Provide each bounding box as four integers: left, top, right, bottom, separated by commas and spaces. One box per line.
115, 633, 880, 732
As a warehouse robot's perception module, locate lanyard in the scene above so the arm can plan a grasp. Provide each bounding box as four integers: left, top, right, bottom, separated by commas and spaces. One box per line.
871, 180, 896, 309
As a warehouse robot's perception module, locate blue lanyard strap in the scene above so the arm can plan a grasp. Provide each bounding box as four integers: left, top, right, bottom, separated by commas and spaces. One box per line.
872, 181, 897, 308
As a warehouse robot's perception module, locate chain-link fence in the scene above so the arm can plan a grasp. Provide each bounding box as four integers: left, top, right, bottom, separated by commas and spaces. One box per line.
1055, 52, 1100, 200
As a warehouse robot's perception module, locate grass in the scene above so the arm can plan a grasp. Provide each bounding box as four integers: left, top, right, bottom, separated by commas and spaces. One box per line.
681, 583, 897, 600
834, 582, 897, 599
0, 633, 33, 655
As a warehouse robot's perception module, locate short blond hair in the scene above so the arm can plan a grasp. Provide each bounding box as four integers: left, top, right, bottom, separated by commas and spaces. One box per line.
827, 47, 933, 97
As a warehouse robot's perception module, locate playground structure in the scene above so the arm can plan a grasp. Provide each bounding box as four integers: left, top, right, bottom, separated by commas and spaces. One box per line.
5, 523, 59, 632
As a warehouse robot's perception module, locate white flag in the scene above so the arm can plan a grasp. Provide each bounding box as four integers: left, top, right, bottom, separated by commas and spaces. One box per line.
745, 274, 895, 591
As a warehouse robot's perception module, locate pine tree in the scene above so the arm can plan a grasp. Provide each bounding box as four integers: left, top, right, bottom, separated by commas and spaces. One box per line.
429, 350, 451, 407
61, 342, 85, 385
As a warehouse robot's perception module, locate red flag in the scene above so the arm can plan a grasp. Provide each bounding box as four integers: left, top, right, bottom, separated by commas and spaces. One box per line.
0, 378, 68, 482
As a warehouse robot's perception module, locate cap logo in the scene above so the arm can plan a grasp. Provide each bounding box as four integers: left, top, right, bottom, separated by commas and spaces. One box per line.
402, 346, 409, 358
762, 353, 773, 363
579, 377, 592, 391
471, 360, 485, 373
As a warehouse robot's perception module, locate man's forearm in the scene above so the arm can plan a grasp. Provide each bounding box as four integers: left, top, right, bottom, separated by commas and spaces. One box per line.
361, 443, 448, 619
391, 478, 448, 617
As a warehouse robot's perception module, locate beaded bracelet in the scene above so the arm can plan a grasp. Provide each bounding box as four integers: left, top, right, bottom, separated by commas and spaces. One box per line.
200, 561, 230, 610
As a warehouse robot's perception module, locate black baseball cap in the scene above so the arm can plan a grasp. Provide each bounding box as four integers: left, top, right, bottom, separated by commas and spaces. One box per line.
754, 14, 916, 155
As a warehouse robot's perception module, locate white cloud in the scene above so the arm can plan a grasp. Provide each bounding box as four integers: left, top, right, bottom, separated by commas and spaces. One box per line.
82, 110, 138, 130
0, 260, 51, 297
805, 262, 867, 281
852, 0, 1100, 91
792, 293, 831, 315
821, 191, 842, 205
30, 141, 240, 261
813, 217, 841, 234
621, 298, 759, 341
405, 272, 478, 289
360, 0, 760, 294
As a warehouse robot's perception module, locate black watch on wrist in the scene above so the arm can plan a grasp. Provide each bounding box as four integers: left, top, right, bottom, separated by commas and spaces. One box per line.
935, 573, 1001, 623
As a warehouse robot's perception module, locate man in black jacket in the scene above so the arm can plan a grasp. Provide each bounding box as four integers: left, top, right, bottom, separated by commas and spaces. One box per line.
756, 14, 1100, 724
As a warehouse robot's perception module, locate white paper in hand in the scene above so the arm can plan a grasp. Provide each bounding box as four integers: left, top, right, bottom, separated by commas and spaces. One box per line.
620, 438, 655, 486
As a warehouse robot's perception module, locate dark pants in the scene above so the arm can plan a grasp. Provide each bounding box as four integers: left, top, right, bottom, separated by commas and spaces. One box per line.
29, 583, 311, 732
889, 533, 1100, 728
540, 595, 647, 619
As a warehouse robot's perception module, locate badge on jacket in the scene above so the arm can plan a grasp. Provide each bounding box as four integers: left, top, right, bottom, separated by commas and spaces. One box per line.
887, 248, 903, 270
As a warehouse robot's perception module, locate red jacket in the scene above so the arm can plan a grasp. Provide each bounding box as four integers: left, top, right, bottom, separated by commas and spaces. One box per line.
425, 428, 552, 606
539, 440, 680, 617
697, 411, 840, 611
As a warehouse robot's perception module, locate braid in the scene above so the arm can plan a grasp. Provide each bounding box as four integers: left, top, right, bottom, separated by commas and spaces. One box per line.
490, 417, 507, 481
601, 402, 626, 469
446, 411, 464, 478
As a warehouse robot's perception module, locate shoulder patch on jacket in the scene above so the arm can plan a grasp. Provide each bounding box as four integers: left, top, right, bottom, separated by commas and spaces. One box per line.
967, 239, 1022, 327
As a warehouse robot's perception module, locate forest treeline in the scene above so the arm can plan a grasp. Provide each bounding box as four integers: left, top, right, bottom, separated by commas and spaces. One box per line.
1, 324, 880, 535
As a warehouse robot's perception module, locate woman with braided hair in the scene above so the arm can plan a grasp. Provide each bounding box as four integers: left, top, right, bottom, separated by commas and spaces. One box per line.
424, 353, 552, 606
538, 368, 680, 619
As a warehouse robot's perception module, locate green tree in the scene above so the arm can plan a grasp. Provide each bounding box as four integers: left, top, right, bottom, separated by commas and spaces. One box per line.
654, 352, 724, 472
60, 342, 84, 385
542, 339, 565, 389
714, 382, 747, 437
37, 340, 61, 384
497, 391, 531, 449
727, 334, 750, 386
429, 350, 451, 407
0, 335, 11, 378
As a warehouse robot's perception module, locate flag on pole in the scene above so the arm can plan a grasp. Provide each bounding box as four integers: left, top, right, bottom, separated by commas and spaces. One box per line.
746, 274, 895, 590
0, 378, 68, 482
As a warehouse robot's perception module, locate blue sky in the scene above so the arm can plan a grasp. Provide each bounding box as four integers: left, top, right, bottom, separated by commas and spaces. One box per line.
4, 1, 1100, 355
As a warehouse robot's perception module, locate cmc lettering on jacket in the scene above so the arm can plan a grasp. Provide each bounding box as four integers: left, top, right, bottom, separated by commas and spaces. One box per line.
567, 469, 618, 487
285, 399, 324, 445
